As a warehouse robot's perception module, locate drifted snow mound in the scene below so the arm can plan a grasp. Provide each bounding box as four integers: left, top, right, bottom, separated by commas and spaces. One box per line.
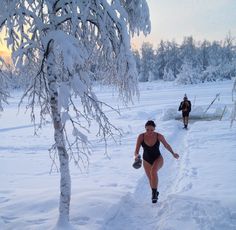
160, 108, 179, 121
160, 105, 231, 121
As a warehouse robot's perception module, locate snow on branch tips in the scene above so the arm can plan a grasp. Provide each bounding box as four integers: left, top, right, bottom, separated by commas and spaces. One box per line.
122, 0, 151, 36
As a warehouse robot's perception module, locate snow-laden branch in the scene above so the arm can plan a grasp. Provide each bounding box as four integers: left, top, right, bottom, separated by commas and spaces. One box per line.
0, 59, 10, 111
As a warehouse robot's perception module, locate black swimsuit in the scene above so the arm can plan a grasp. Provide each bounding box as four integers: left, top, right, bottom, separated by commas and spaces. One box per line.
141, 133, 161, 165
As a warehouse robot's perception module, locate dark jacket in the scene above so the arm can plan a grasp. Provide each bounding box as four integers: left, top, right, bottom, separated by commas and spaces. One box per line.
178, 100, 191, 113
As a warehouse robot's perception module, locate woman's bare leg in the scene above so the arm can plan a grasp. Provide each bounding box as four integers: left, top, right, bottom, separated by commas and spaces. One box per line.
183, 116, 189, 127
186, 116, 189, 126
182, 116, 185, 127
150, 155, 164, 189
143, 156, 164, 190
143, 160, 152, 187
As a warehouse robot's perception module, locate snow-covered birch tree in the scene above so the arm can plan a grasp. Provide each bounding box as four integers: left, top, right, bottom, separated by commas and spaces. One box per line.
0, 0, 150, 227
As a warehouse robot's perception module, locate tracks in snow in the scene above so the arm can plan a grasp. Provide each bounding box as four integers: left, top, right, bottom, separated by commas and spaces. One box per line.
101, 121, 236, 230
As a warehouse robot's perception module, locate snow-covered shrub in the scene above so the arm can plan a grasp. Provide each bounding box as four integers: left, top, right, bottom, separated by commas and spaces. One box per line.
148, 71, 155, 82
175, 62, 201, 84
138, 72, 146, 82
163, 68, 175, 81
202, 63, 236, 82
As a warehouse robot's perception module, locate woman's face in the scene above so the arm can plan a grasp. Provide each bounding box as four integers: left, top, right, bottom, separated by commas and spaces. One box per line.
145, 125, 155, 134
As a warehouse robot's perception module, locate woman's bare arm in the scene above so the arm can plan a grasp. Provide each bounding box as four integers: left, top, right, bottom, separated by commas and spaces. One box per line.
158, 133, 179, 159
134, 134, 143, 159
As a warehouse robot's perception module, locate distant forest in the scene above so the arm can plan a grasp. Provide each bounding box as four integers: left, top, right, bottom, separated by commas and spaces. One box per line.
1, 35, 236, 89
133, 35, 236, 84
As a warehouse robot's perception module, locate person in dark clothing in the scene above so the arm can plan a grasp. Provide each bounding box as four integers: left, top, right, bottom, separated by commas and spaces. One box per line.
134, 120, 179, 203
178, 94, 191, 129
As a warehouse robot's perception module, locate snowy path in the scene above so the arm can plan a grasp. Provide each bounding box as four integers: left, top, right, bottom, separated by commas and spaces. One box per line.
101, 121, 185, 230
101, 120, 236, 230
1, 80, 235, 230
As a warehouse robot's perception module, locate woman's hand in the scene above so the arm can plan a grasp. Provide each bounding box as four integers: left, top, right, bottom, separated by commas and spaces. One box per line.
172, 153, 179, 159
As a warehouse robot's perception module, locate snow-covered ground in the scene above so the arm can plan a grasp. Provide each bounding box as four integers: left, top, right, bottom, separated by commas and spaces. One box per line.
0, 80, 236, 230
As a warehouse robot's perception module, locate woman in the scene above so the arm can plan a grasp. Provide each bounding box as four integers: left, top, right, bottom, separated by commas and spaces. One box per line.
134, 120, 179, 203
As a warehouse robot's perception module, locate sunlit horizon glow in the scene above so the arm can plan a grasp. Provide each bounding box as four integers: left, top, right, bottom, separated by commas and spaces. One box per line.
0, 50, 11, 64
0, 28, 11, 64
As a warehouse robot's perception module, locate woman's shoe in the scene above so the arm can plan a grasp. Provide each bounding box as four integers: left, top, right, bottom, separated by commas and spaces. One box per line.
152, 190, 159, 203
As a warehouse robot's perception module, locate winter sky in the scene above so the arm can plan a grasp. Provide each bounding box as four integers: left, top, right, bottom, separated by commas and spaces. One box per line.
0, 0, 236, 58
131, 0, 236, 49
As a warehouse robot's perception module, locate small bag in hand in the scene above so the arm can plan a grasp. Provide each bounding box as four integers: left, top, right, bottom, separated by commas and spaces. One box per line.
132, 155, 142, 169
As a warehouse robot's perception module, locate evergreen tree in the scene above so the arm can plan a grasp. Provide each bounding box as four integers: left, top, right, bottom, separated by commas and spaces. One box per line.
164, 40, 181, 78
222, 33, 234, 64
208, 41, 222, 66
179, 37, 197, 65
133, 49, 142, 76
199, 40, 210, 71
140, 42, 155, 81
155, 40, 166, 79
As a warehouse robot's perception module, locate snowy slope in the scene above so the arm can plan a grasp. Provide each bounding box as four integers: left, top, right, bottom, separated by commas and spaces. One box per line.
0, 80, 236, 230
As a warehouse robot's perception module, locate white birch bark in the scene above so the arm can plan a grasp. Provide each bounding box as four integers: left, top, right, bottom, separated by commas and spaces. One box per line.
46, 47, 71, 224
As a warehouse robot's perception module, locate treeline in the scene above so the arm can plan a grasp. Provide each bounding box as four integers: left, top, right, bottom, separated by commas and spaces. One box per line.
1, 35, 236, 90
133, 35, 236, 84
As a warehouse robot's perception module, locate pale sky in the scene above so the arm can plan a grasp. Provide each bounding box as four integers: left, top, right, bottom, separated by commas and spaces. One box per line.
1, 0, 236, 57
132, 0, 236, 49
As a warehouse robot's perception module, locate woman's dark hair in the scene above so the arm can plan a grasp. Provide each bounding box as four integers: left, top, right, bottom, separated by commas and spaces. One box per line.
145, 120, 156, 128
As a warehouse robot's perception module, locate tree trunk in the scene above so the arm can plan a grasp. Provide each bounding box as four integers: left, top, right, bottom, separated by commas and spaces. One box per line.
46, 52, 71, 225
